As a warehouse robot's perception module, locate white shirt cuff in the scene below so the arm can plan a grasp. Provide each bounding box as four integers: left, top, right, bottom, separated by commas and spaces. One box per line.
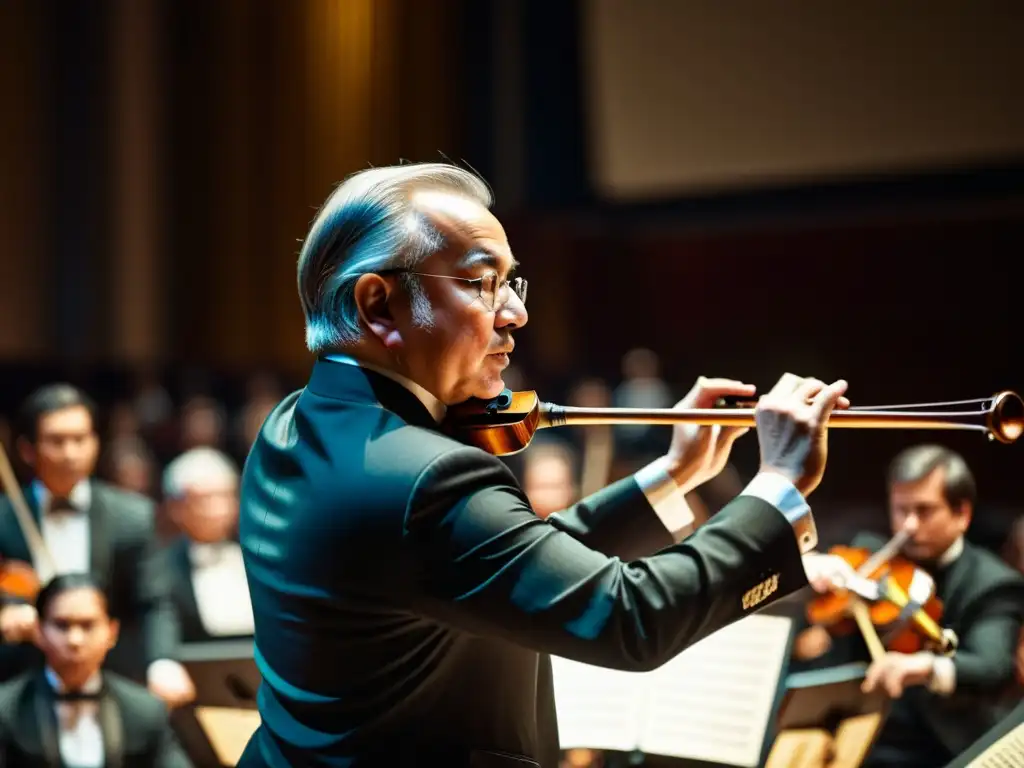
147, 658, 182, 685
740, 472, 818, 553
928, 655, 957, 695
634, 457, 695, 537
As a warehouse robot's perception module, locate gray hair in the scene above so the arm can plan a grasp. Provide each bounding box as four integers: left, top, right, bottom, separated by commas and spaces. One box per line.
887, 443, 977, 509
297, 163, 493, 353
162, 447, 239, 499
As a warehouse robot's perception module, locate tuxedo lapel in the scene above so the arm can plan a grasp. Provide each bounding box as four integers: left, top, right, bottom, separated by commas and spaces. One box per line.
0, 487, 39, 563
30, 674, 63, 768
99, 685, 125, 768
87, 481, 114, 587
172, 536, 204, 641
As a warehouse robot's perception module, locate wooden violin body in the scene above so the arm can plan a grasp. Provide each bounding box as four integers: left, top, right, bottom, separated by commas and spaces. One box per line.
807, 545, 953, 656
0, 557, 41, 603
443, 390, 543, 455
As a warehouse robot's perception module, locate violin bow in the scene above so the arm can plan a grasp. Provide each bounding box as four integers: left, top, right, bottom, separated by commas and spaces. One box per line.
0, 442, 58, 579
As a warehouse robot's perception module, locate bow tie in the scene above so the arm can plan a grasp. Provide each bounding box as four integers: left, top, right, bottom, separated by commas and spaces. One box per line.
54, 689, 102, 702
48, 497, 81, 514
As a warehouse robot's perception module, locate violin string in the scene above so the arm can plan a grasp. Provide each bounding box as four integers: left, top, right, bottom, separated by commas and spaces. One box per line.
846, 397, 988, 412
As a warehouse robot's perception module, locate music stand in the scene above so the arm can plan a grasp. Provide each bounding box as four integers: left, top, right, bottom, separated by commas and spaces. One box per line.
766, 662, 889, 768
945, 698, 1024, 767
553, 607, 799, 768
171, 639, 262, 767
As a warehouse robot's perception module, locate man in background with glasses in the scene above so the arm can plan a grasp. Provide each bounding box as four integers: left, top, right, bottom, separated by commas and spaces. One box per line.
237, 162, 849, 767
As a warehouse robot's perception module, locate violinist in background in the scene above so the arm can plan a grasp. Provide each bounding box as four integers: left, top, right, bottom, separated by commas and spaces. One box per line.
0, 384, 193, 709
797, 444, 1024, 767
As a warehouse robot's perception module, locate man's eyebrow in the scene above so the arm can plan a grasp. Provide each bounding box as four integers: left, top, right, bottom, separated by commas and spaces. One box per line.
461, 248, 519, 271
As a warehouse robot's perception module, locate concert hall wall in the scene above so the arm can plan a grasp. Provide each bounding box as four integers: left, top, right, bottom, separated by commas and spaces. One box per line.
0, 1, 1020, 528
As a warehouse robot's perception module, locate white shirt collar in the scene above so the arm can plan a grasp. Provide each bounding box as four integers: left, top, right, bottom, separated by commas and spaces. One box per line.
937, 535, 964, 567
324, 354, 447, 423
33, 479, 91, 513
45, 666, 103, 696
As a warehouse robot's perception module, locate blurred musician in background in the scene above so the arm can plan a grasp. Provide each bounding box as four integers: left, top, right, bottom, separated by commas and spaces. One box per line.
0, 385, 193, 708
521, 438, 579, 520
797, 444, 1024, 766
161, 447, 253, 643
0, 573, 191, 768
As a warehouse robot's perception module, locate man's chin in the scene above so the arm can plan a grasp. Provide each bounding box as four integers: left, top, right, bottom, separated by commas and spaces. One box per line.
472, 376, 507, 402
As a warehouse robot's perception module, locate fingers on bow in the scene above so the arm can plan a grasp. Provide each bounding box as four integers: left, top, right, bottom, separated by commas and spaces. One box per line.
764, 373, 849, 419
686, 377, 756, 407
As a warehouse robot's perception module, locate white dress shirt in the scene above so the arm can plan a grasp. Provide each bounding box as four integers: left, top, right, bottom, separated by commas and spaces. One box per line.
925, 535, 965, 696
189, 540, 255, 636
32, 480, 92, 582
44, 666, 104, 768
323, 354, 815, 552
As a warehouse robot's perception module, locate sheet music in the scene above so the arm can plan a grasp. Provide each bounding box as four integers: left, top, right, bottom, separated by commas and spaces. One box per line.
549, 659, 644, 752
552, 613, 793, 767
968, 722, 1024, 767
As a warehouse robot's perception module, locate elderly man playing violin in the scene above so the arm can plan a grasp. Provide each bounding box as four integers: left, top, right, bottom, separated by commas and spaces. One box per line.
236, 162, 851, 768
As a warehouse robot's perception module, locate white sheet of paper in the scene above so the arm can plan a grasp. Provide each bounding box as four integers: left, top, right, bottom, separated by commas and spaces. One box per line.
552, 613, 793, 767
550, 659, 643, 752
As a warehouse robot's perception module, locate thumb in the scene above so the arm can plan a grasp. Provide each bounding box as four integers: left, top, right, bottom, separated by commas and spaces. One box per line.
718, 426, 750, 447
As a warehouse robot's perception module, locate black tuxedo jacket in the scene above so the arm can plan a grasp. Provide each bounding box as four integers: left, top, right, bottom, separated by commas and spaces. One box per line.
236, 359, 810, 767
0, 669, 191, 768
821, 531, 1024, 764
163, 535, 253, 644
0, 481, 179, 683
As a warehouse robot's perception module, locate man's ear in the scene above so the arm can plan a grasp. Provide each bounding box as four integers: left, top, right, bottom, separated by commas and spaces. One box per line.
353, 273, 403, 351
106, 618, 120, 650
16, 436, 35, 470
956, 501, 973, 532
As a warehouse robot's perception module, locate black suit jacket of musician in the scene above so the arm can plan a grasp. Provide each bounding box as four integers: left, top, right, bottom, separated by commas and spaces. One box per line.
0, 481, 180, 683
236, 358, 810, 768
0, 669, 191, 768
847, 530, 1024, 757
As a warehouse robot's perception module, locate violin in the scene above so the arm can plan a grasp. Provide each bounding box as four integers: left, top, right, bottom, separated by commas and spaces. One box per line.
0, 442, 52, 605
806, 532, 957, 658
0, 557, 41, 602
441, 388, 1024, 456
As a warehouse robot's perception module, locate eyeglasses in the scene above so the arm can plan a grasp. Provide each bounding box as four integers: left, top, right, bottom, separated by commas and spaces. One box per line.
380, 269, 527, 311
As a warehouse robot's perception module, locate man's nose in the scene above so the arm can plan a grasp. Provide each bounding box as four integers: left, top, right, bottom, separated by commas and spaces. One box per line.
903, 515, 920, 534
496, 291, 528, 329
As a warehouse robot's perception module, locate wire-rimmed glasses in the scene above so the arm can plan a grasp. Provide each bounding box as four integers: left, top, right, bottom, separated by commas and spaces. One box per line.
380, 269, 527, 311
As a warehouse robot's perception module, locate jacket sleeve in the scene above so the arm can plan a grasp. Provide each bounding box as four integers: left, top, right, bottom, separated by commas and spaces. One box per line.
543, 474, 677, 561
404, 447, 809, 671
951, 579, 1024, 693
